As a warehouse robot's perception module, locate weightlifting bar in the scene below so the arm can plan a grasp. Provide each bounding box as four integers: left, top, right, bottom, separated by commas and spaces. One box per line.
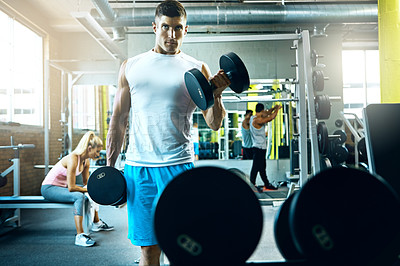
0, 144, 35, 150
222, 96, 298, 103
249, 79, 298, 85
0, 136, 35, 150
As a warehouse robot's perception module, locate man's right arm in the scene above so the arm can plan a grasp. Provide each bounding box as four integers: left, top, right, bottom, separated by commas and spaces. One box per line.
107, 60, 131, 167
254, 105, 282, 126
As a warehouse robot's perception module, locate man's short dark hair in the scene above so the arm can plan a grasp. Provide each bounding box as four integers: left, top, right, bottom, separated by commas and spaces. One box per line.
245, 110, 253, 116
155, 0, 187, 20
255, 103, 264, 113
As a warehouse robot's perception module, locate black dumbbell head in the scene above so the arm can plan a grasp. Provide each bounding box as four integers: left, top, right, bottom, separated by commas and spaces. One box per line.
289, 167, 400, 265
154, 166, 263, 265
274, 192, 304, 261
185, 68, 214, 110
87, 166, 127, 206
220, 52, 250, 93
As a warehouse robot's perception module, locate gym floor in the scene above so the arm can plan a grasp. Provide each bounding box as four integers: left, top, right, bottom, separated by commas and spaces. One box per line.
0, 204, 284, 265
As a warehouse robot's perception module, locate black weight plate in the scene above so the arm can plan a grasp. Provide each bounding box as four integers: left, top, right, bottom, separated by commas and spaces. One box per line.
0, 176, 7, 188
289, 167, 400, 265
87, 166, 127, 206
219, 52, 250, 93
331, 145, 349, 164
228, 168, 259, 194
315, 95, 331, 120
332, 130, 347, 145
274, 192, 304, 261
334, 119, 343, 128
154, 166, 263, 266
358, 137, 367, 157
320, 157, 332, 170
311, 49, 318, 67
317, 122, 328, 155
184, 68, 214, 110
312, 70, 324, 92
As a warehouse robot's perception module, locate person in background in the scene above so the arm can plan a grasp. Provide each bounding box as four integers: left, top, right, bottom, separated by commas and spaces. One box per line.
192, 122, 200, 160
41, 131, 114, 247
250, 103, 282, 191
106, 0, 230, 265
241, 109, 253, 160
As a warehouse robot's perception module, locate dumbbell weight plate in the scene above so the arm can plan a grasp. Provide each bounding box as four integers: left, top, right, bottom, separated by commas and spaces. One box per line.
154, 166, 263, 265
332, 130, 347, 145
317, 122, 329, 155
274, 192, 304, 261
320, 157, 332, 170
185, 69, 215, 110
185, 52, 249, 110
87, 166, 127, 206
312, 70, 324, 92
311, 49, 318, 67
315, 94, 331, 120
358, 137, 367, 157
289, 167, 400, 265
219, 52, 250, 93
331, 145, 349, 164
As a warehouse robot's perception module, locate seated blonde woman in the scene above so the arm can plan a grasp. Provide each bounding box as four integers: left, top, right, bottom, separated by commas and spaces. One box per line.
41, 131, 113, 247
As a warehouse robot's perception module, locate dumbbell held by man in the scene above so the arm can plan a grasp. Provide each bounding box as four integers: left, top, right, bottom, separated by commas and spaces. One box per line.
185, 52, 250, 110
87, 166, 127, 206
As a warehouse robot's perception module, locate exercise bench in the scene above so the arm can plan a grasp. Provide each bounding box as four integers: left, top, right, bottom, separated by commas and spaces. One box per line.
0, 196, 91, 233
0, 137, 91, 233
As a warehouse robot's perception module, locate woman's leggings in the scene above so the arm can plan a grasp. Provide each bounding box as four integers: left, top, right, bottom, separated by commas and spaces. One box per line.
41, 185, 85, 216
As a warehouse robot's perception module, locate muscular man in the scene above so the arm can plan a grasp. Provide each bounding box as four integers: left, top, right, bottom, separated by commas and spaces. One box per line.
241, 109, 254, 160
106, 1, 230, 265
250, 103, 282, 191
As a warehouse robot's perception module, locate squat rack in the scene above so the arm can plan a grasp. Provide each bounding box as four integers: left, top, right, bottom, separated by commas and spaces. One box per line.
219, 30, 321, 185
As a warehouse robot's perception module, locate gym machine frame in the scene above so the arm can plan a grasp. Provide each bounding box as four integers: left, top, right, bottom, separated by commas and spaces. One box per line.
0, 137, 90, 232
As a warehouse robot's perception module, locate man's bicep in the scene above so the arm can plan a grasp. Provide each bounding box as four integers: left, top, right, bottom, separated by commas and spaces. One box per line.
201, 63, 212, 80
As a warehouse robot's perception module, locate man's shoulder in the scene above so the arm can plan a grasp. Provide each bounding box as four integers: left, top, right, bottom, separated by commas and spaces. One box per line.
127, 50, 152, 63
179, 52, 203, 66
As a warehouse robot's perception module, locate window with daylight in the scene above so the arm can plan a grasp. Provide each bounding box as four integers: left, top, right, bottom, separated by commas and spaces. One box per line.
342, 50, 380, 119
72, 85, 97, 131
0, 10, 43, 125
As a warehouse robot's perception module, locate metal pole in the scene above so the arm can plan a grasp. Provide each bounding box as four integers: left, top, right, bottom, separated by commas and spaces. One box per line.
301, 30, 321, 176
44, 36, 50, 176
68, 74, 73, 154
224, 112, 229, 160
295, 38, 308, 186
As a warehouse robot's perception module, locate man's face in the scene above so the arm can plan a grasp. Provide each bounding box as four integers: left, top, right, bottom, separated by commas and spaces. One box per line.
152, 15, 188, 54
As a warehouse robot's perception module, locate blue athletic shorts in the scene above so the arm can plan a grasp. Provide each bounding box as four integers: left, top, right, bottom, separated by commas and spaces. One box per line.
194, 142, 199, 155
124, 163, 194, 246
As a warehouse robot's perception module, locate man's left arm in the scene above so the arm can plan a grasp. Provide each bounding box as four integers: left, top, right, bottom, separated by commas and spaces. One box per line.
200, 63, 230, 131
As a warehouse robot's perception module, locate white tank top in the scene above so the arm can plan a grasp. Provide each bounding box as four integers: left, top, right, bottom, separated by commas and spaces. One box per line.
124, 50, 202, 167
250, 116, 267, 149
